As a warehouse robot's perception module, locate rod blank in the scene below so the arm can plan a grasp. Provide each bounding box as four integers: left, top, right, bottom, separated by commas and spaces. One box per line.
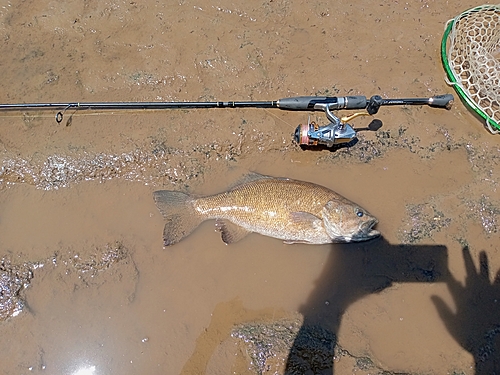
0, 94, 453, 121
0, 101, 278, 111
0, 94, 454, 112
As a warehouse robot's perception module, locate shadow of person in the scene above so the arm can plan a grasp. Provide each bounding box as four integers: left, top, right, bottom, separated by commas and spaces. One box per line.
285, 236, 449, 375
432, 246, 500, 374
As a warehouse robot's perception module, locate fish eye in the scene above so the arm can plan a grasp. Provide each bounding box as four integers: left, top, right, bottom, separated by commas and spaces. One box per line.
356, 209, 364, 217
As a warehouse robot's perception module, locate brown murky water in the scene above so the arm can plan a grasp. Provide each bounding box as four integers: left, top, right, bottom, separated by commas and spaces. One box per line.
1, 0, 499, 374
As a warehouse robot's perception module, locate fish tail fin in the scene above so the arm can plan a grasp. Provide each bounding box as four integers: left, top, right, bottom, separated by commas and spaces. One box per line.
153, 190, 203, 246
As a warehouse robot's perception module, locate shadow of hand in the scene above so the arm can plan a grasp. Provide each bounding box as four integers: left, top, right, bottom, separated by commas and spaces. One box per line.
431, 247, 500, 373
285, 237, 449, 375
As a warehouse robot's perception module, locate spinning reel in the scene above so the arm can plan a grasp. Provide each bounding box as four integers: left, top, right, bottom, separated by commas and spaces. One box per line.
288, 94, 454, 147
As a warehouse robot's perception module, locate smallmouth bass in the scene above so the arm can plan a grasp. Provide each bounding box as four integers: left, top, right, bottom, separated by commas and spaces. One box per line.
153, 174, 379, 245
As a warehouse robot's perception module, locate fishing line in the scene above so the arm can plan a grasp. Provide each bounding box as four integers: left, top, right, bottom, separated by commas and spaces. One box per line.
262, 108, 296, 129
0, 108, 190, 121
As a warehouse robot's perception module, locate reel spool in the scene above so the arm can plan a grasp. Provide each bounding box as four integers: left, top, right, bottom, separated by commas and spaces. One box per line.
294, 119, 357, 147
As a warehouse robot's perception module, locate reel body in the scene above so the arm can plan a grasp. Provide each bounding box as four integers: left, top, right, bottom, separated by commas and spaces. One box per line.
294, 121, 356, 147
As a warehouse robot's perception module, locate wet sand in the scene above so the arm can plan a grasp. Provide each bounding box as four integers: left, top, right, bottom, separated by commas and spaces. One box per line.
1, 0, 499, 374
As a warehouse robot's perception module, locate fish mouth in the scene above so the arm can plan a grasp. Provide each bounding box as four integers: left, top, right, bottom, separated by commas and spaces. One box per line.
366, 228, 381, 238
353, 218, 380, 241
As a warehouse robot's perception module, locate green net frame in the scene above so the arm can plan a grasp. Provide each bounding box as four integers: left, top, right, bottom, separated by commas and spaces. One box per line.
441, 4, 500, 134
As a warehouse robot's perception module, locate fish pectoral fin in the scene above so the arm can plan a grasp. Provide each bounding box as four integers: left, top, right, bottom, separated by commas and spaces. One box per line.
289, 211, 323, 228
215, 219, 251, 244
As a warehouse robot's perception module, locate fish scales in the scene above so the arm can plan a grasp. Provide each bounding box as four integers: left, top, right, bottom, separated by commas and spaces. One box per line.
194, 180, 332, 242
194, 179, 342, 234
153, 175, 379, 245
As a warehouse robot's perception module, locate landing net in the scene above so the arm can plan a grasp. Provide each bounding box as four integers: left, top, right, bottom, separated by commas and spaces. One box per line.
442, 4, 500, 134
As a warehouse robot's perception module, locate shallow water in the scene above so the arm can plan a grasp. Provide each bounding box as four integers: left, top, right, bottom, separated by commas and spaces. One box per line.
1, 0, 499, 374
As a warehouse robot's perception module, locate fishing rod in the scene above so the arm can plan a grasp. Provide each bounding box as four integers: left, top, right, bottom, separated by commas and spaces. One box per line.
0, 93, 454, 148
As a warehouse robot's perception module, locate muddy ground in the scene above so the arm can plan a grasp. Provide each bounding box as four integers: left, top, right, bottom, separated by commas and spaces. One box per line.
1, 0, 499, 374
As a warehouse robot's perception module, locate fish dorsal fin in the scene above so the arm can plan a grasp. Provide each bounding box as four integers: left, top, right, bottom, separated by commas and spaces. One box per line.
240, 172, 271, 182
215, 219, 251, 244
226, 172, 274, 191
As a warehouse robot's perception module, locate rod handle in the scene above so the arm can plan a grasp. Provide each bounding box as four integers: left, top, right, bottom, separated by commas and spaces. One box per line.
344, 96, 368, 109
277, 96, 368, 111
276, 96, 328, 110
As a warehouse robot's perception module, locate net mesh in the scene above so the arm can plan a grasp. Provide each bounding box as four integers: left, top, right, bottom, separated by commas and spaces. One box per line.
446, 4, 500, 133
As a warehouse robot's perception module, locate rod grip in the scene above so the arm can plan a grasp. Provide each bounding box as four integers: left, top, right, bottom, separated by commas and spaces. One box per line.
277, 95, 368, 111
277, 96, 327, 110
344, 96, 368, 109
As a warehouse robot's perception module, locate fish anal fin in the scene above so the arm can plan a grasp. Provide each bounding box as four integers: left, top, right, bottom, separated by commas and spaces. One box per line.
215, 219, 251, 244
